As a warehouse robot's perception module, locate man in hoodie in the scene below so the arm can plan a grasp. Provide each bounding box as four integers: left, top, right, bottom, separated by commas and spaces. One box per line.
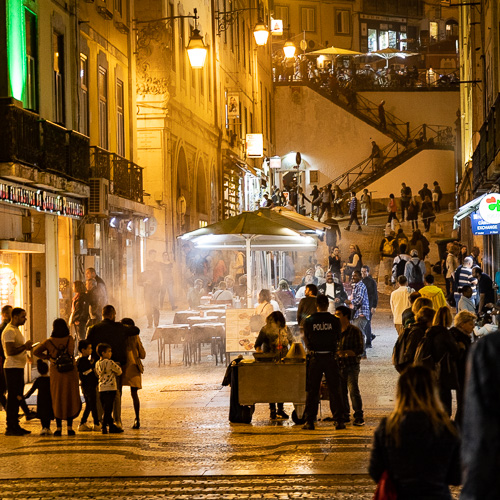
418, 274, 447, 311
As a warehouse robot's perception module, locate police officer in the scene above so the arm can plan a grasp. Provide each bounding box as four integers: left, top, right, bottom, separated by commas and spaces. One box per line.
301, 294, 345, 430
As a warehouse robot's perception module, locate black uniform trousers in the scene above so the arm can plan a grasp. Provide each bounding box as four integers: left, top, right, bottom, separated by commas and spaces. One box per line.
304, 352, 344, 424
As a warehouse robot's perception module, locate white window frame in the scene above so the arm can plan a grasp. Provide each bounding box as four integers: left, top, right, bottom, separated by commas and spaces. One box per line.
301, 7, 315, 32
274, 5, 289, 30
98, 66, 108, 150
116, 79, 125, 157
335, 10, 350, 35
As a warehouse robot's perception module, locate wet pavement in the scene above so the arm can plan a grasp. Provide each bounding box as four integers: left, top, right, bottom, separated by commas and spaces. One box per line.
0, 213, 461, 498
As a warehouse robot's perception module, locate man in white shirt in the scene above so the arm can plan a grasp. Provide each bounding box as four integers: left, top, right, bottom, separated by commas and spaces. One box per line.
1, 307, 32, 435
390, 276, 414, 335
318, 272, 348, 314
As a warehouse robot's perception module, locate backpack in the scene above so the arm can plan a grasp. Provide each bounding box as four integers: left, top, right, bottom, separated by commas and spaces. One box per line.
410, 260, 423, 283
392, 326, 418, 373
394, 256, 407, 279
382, 238, 395, 257
413, 334, 435, 370
396, 235, 409, 252
49, 338, 74, 373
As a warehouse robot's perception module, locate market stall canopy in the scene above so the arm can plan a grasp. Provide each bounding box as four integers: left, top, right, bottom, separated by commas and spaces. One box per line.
453, 194, 488, 229
307, 46, 363, 56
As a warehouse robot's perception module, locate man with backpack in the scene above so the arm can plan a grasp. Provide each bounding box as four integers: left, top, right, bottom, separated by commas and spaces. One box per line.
404, 249, 426, 291
394, 228, 409, 254
392, 243, 411, 285
400, 183, 412, 221
390, 276, 414, 335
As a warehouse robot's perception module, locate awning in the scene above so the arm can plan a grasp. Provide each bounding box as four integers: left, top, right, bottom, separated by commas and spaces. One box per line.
453, 194, 487, 229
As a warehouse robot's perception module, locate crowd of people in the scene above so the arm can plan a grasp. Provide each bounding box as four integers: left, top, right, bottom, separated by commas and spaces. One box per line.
0, 303, 145, 436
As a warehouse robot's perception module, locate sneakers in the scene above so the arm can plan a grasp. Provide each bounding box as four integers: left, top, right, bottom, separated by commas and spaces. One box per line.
53, 429, 62, 436
353, 418, 365, 426
40, 428, 52, 436
109, 424, 124, 434
335, 422, 346, 430
67, 429, 76, 436
302, 422, 315, 430
276, 411, 289, 420
344, 227, 350, 231
78, 422, 93, 432
93, 423, 102, 432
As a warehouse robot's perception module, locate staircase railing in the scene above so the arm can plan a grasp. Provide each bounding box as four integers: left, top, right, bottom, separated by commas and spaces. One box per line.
323, 124, 454, 194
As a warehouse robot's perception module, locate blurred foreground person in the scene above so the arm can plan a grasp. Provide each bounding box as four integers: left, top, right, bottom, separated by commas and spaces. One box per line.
369, 365, 460, 499
461, 331, 500, 500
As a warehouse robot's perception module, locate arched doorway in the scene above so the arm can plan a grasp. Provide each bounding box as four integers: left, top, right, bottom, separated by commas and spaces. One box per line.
176, 147, 190, 233
196, 159, 208, 227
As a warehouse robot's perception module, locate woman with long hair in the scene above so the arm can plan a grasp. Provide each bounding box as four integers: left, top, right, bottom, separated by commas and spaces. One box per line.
369, 365, 461, 499
407, 196, 420, 231
425, 307, 460, 416
387, 193, 399, 225
343, 244, 363, 282
121, 318, 146, 429
449, 310, 476, 425
69, 281, 88, 344
33, 319, 82, 436
254, 311, 295, 420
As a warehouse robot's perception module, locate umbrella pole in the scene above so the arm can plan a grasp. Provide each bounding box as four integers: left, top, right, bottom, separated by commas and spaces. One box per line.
246, 237, 252, 308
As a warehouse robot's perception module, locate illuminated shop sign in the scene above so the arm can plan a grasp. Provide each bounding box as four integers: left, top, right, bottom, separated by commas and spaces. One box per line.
478, 193, 500, 224
0, 181, 85, 218
471, 212, 500, 235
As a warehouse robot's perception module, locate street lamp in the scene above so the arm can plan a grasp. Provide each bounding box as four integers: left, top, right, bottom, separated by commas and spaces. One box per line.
253, 19, 270, 46
283, 39, 296, 58
215, 6, 269, 46
135, 8, 208, 69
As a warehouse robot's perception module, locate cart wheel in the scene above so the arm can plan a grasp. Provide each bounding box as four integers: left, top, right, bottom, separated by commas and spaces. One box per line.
291, 409, 305, 425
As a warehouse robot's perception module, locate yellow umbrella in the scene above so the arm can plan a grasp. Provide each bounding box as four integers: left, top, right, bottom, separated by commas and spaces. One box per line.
307, 46, 363, 56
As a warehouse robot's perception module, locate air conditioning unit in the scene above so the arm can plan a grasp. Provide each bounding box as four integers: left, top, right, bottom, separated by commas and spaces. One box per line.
88, 178, 109, 217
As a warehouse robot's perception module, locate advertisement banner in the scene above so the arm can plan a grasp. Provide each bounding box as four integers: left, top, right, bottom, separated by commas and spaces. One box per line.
227, 93, 240, 118
471, 212, 500, 235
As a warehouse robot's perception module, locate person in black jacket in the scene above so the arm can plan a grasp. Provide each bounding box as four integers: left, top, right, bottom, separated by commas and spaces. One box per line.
425, 307, 460, 416
369, 365, 461, 499
449, 310, 475, 425
317, 271, 348, 313
297, 284, 318, 328
302, 294, 345, 430
86, 305, 135, 428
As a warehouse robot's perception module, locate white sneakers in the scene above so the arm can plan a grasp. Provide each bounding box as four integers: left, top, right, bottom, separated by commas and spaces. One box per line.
78, 423, 93, 432
40, 428, 52, 436
93, 423, 102, 431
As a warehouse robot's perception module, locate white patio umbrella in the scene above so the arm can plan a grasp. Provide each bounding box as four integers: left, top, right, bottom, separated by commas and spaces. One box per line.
369, 48, 418, 68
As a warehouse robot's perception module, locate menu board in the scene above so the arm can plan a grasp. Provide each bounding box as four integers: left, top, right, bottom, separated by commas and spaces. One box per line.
225, 308, 258, 353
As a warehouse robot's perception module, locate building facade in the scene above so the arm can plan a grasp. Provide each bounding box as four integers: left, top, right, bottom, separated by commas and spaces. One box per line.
457, 1, 500, 277
0, 0, 151, 358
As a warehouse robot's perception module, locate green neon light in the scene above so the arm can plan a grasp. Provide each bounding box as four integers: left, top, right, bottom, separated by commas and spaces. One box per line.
7, 0, 26, 101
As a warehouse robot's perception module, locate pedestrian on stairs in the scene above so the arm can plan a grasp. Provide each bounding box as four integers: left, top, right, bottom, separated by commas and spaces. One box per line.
378, 100, 386, 130
345, 192, 362, 231
387, 194, 399, 226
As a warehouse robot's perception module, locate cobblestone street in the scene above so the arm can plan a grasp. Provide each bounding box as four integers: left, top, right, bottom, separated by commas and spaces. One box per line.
0, 215, 461, 498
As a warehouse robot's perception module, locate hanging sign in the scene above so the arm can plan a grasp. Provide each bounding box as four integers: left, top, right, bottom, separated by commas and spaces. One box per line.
269, 156, 281, 169
271, 18, 283, 36
227, 92, 240, 118
246, 134, 263, 158
478, 193, 500, 224
471, 212, 500, 235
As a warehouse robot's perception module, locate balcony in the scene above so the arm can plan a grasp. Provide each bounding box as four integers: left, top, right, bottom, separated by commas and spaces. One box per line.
0, 99, 90, 183
90, 147, 143, 203
471, 93, 500, 192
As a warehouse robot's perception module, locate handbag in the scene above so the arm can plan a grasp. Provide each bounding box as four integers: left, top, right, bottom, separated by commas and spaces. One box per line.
373, 470, 397, 500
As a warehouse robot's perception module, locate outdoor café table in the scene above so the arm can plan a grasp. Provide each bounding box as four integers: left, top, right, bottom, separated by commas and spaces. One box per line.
152, 324, 190, 366
186, 315, 219, 324
190, 322, 226, 365
201, 309, 227, 318
173, 310, 196, 324
199, 304, 229, 310
284, 307, 298, 323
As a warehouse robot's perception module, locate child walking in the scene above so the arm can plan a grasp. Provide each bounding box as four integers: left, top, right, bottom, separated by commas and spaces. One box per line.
22, 359, 54, 435
76, 340, 100, 432
95, 343, 123, 434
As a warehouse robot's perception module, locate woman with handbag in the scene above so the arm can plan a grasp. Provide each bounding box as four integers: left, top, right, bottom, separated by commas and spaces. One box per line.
254, 311, 295, 420
33, 319, 82, 436
121, 318, 146, 429
369, 365, 460, 499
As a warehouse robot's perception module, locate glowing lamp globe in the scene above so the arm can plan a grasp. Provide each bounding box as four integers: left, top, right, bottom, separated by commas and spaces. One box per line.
283, 40, 296, 58
253, 22, 269, 46
187, 30, 207, 69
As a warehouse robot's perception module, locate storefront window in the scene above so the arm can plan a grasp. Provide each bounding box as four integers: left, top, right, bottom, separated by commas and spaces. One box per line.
0, 254, 21, 309
368, 29, 377, 52
430, 22, 438, 43
57, 217, 73, 322
379, 30, 389, 50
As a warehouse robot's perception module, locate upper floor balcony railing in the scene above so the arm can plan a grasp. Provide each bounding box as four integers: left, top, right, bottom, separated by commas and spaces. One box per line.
471, 93, 500, 192
90, 147, 144, 204
0, 99, 90, 182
